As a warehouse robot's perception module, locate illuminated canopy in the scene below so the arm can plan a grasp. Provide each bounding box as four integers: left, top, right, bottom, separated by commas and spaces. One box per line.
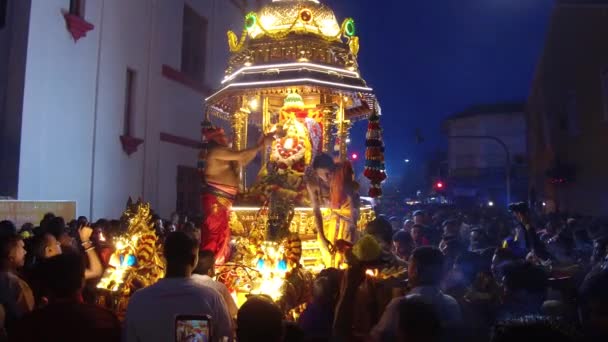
248, 0, 342, 40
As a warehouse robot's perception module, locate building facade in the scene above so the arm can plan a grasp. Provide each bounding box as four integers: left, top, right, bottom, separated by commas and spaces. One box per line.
0, 0, 248, 219
444, 104, 528, 206
527, 3, 608, 216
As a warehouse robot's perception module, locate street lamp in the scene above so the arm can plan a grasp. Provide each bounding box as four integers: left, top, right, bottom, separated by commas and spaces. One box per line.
404, 159, 410, 163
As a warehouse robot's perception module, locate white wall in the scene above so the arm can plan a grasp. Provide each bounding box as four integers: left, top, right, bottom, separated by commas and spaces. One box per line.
14, 0, 242, 220
149, 0, 243, 217
18, 0, 102, 217
90, 0, 152, 219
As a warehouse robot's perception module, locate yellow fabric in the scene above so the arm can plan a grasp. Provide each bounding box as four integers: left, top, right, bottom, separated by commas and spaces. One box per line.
320, 201, 354, 268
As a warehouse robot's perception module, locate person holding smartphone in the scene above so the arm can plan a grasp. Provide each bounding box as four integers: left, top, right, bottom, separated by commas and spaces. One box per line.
125, 232, 232, 342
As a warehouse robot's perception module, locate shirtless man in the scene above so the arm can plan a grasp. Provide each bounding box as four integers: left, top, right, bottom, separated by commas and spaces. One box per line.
307, 153, 360, 267
198, 122, 273, 264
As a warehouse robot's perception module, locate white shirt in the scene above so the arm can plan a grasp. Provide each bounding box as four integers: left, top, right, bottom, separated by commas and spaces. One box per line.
125, 277, 232, 342
191, 274, 239, 319
370, 286, 462, 341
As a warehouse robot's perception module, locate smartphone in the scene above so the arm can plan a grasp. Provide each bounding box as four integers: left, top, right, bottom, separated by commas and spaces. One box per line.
175, 315, 211, 342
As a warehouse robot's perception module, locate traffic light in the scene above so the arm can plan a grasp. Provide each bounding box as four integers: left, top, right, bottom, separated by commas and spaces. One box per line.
434, 180, 445, 191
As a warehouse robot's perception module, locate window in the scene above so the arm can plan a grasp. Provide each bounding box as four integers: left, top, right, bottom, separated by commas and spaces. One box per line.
124, 68, 136, 136
602, 68, 608, 122
0, 0, 7, 29
181, 5, 208, 85
69, 0, 85, 17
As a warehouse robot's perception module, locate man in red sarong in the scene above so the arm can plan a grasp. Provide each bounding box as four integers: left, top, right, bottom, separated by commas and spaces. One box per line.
198, 121, 273, 264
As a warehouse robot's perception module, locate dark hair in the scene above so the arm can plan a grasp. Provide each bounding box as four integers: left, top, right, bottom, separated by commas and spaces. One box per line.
37, 253, 85, 299
237, 297, 284, 342
393, 230, 413, 245
47, 216, 67, 239
40, 213, 55, 229
312, 153, 336, 171
412, 210, 425, 217
365, 217, 393, 244
399, 295, 442, 342
508, 202, 529, 215
163, 232, 198, 270
411, 246, 444, 286
0, 221, 17, 239
502, 261, 548, 295
31, 232, 54, 260
194, 250, 215, 276
316, 267, 342, 305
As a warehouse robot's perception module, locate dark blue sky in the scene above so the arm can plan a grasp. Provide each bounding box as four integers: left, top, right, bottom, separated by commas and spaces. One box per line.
325, 0, 554, 185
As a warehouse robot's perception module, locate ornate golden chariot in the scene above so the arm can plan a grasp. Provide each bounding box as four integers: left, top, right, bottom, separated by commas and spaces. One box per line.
204, 0, 381, 312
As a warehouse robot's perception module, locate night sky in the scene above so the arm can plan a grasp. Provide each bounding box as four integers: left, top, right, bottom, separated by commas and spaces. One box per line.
324, 0, 554, 191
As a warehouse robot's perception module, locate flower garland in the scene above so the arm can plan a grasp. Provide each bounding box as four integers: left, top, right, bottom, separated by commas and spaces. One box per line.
363, 111, 386, 197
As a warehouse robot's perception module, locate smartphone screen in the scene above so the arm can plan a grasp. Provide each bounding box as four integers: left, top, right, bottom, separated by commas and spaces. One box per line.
175, 315, 211, 342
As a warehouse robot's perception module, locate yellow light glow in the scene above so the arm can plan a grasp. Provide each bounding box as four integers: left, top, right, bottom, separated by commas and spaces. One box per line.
206, 78, 373, 102
115, 240, 125, 250
283, 138, 295, 150
249, 98, 259, 110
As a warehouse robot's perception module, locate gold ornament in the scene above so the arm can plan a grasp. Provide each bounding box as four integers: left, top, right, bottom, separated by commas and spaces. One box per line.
228, 29, 248, 52
349, 36, 360, 56
96, 199, 164, 320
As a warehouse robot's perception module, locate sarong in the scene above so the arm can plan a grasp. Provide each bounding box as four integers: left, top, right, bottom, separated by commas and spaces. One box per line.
200, 182, 237, 264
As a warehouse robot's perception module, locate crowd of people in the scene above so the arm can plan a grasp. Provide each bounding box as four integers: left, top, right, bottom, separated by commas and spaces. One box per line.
0, 202, 606, 341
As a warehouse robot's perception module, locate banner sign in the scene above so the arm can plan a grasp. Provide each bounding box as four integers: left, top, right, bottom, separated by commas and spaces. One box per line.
0, 201, 77, 228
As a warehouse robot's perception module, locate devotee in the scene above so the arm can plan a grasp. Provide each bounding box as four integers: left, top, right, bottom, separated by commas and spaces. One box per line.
410, 224, 430, 247
46, 216, 75, 252
0, 234, 33, 334
32, 225, 102, 280
370, 246, 462, 341
11, 253, 121, 342
297, 268, 341, 340
442, 219, 461, 237
402, 219, 414, 233
397, 295, 443, 342
309, 153, 360, 267
192, 249, 238, 319
237, 296, 284, 342
497, 261, 548, 320
412, 210, 427, 226
124, 231, 231, 342
392, 230, 415, 261
198, 121, 274, 264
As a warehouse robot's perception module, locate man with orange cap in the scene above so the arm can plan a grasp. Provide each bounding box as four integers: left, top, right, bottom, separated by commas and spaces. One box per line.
198, 121, 273, 264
